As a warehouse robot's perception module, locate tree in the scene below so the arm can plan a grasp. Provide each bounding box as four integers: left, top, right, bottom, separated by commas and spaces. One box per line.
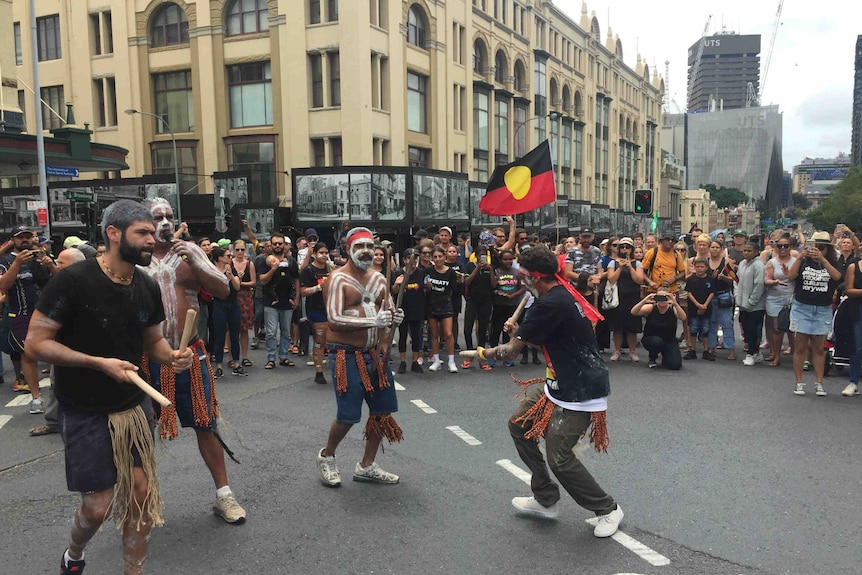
791, 192, 810, 211
701, 184, 749, 209
806, 165, 862, 232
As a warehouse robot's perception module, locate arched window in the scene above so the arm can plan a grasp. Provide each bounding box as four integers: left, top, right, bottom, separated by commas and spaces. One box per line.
226, 0, 269, 36
407, 5, 427, 47
574, 91, 583, 115
494, 50, 507, 84
150, 3, 189, 47
562, 85, 571, 111
513, 60, 525, 92
473, 39, 486, 75
550, 78, 558, 108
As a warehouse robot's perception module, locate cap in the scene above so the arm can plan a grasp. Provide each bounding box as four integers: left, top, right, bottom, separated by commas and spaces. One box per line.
216, 238, 231, 248
578, 227, 594, 236
380, 239, 392, 247
439, 226, 453, 235
284, 236, 292, 244
733, 229, 747, 236
38, 235, 52, 245
619, 237, 634, 247
304, 227, 319, 240
11, 225, 33, 237
811, 231, 831, 243
63, 235, 88, 249
660, 233, 675, 240
599, 238, 609, 246
413, 229, 429, 241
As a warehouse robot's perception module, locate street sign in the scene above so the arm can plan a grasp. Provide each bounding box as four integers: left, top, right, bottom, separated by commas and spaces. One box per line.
37, 208, 48, 227
46, 166, 80, 178
26, 201, 47, 210
65, 189, 95, 203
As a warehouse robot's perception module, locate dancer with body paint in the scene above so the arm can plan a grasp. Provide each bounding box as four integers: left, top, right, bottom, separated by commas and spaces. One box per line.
316, 227, 405, 487
141, 198, 247, 524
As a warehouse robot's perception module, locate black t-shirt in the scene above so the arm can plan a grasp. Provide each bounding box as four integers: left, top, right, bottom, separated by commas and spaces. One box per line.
300, 263, 330, 313
685, 273, 716, 311
256, 257, 299, 309
516, 285, 610, 404
465, 261, 494, 301
0, 254, 52, 316
494, 267, 520, 306
426, 266, 457, 314
446, 261, 466, 300
794, 259, 838, 306
35, 259, 166, 413
643, 306, 678, 342
395, 267, 427, 321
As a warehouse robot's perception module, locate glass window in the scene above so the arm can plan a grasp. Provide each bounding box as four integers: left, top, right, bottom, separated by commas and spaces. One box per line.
41, 85, 64, 130
226, 0, 269, 36
151, 143, 197, 194
150, 3, 189, 47
311, 139, 325, 167
330, 137, 342, 166
473, 41, 485, 74
514, 102, 527, 158
495, 97, 509, 159
327, 0, 339, 21
473, 91, 489, 152
328, 52, 341, 107
153, 71, 194, 133
550, 117, 559, 162
309, 54, 323, 108
562, 122, 572, 168
574, 124, 583, 170
495, 51, 506, 84
37, 15, 61, 61
228, 62, 273, 128
309, 0, 321, 24
14, 22, 23, 65
408, 146, 428, 168
513, 61, 525, 92
407, 72, 427, 133
227, 139, 276, 203
407, 5, 427, 47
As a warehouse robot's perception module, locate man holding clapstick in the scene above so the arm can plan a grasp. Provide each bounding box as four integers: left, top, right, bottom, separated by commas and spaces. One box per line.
142, 197, 247, 525
26, 200, 194, 574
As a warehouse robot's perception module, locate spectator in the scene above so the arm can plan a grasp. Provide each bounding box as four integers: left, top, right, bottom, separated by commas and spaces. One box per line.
605, 237, 644, 362
764, 239, 796, 366
250, 239, 271, 349
642, 233, 687, 294
232, 239, 256, 368
489, 250, 525, 367
644, 234, 657, 251
445, 245, 466, 351
633, 232, 644, 249
461, 245, 497, 370
683, 258, 717, 360
424, 247, 459, 373
842, 257, 862, 396
726, 229, 747, 264
736, 242, 766, 366
786, 232, 842, 396
633, 245, 645, 263
257, 232, 300, 370
300, 242, 332, 385
456, 232, 472, 269
706, 241, 737, 361
564, 227, 602, 288
210, 247, 244, 378
632, 289, 686, 369
394, 249, 427, 374
63, 235, 98, 259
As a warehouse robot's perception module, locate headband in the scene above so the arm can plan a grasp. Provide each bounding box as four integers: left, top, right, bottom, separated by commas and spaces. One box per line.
347, 230, 375, 246
522, 268, 603, 323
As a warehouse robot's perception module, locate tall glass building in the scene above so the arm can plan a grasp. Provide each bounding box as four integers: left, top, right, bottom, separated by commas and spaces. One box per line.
686, 105, 783, 207
852, 35, 862, 166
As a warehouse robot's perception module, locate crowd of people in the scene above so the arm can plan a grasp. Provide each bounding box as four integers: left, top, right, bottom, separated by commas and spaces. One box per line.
2, 202, 862, 572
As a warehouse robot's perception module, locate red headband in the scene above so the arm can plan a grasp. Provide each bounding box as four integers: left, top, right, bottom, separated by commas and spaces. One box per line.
348, 231, 374, 246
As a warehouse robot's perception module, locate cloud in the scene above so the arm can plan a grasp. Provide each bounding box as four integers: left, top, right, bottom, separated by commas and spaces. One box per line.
798, 89, 852, 127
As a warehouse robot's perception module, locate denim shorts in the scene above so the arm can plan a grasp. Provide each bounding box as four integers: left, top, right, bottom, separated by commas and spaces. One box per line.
789, 301, 833, 336
688, 312, 711, 337
329, 344, 398, 424
148, 344, 216, 430
307, 310, 328, 324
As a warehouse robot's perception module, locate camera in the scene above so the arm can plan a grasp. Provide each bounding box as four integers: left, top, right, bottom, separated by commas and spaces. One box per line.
654, 294, 668, 302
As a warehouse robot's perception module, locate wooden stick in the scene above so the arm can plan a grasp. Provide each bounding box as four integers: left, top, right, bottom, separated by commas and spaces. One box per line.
126, 370, 172, 407
179, 309, 197, 351
385, 254, 415, 353
508, 293, 530, 325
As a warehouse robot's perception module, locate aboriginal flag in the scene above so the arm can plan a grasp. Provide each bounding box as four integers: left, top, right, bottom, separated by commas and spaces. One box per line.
479, 140, 556, 216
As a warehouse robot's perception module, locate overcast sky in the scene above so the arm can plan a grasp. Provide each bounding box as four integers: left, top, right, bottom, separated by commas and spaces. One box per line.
554, 0, 862, 170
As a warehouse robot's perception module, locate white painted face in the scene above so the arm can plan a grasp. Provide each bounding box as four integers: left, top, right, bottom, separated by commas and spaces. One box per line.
350, 239, 375, 270
519, 268, 539, 297
150, 204, 175, 243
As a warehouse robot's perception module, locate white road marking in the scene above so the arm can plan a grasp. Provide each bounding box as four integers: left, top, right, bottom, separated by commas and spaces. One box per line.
6, 395, 32, 408
409, 399, 437, 414
446, 425, 482, 445
498, 459, 670, 567
394, 381, 405, 391
39, 377, 50, 388
0, 415, 12, 430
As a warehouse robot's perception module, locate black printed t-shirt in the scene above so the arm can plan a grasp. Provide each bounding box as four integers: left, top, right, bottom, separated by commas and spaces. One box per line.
257, 257, 300, 309
446, 261, 466, 300
464, 262, 494, 301
426, 266, 457, 315
685, 273, 716, 312
516, 285, 610, 404
794, 259, 838, 306
300, 263, 330, 313
0, 254, 52, 316
494, 267, 520, 306
35, 258, 166, 414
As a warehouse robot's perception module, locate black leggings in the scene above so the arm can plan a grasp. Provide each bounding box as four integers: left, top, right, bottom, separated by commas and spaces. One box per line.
489, 304, 518, 347
398, 319, 423, 353
463, 298, 493, 349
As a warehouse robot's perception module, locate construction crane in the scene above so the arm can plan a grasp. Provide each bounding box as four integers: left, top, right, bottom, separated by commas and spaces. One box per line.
687, 14, 713, 112
758, 0, 785, 106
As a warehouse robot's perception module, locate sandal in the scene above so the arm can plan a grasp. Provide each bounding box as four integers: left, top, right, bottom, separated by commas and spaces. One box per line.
480, 363, 493, 371
727, 352, 736, 361
280, 358, 295, 367
29, 424, 59, 436
264, 361, 276, 369
460, 360, 472, 370
242, 359, 253, 367
288, 345, 300, 354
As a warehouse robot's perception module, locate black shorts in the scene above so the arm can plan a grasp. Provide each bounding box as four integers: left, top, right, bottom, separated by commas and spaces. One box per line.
59, 399, 154, 493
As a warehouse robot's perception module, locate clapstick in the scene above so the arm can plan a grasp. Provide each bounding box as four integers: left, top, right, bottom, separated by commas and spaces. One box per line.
126, 370, 172, 407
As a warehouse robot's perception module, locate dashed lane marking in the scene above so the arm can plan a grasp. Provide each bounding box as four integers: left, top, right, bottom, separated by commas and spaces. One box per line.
394, 381, 406, 391
497, 458, 670, 567
446, 425, 482, 446
6, 395, 32, 408
409, 399, 437, 414
0, 415, 11, 430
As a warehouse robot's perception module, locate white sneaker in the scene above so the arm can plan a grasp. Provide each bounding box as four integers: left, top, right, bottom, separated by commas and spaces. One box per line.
593, 505, 624, 538
753, 352, 764, 363
447, 360, 458, 373
29, 398, 44, 414
815, 383, 827, 397
794, 382, 806, 396
306, 360, 316, 366
353, 461, 399, 484
742, 354, 755, 366
842, 383, 859, 397
511, 496, 559, 519
428, 359, 442, 372
317, 449, 341, 487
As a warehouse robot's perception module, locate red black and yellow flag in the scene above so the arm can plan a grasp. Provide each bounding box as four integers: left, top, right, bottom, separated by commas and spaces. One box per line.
480, 140, 556, 216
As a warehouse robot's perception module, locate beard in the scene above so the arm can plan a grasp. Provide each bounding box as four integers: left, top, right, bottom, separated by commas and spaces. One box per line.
351, 250, 373, 270
119, 234, 153, 266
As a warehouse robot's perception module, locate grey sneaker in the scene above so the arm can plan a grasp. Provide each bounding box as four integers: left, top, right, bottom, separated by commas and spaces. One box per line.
794, 382, 806, 396
511, 496, 559, 519
815, 383, 827, 397
29, 398, 44, 414
213, 492, 247, 524
317, 449, 341, 487
353, 461, 399, 484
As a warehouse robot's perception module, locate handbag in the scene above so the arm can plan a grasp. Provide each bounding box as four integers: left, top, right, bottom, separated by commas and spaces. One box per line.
777, 304, 792, 332
603, 281, 619, 310
716, 291, 735, 308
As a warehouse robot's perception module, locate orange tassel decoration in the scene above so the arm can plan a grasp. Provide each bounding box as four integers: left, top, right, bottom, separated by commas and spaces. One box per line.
511, 394, 555, 441
364, 414, 404, 444
335, 350, 348, 395
589, 411, 609, 453
355, 351, 375, 394
369, 349, 391, 389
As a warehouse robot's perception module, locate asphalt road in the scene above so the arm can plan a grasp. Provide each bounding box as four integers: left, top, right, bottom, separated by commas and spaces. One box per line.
1, 340, 859, 575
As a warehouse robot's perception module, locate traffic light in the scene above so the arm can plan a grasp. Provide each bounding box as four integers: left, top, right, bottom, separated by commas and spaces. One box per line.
634, 189, 653, 214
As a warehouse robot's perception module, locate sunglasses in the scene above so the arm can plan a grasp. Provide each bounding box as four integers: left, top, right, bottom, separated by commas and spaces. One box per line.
271, 242, 284, 246
816, 244, 829, 251
776, 244, 790, 249
675, 248, 687, 252
611, 243, 619, 247
234, 248, 245, 251
420, 250, 431, 255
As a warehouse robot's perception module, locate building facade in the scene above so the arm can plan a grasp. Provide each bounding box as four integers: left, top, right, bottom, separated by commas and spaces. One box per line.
687, 33, 760, 112
792, 154, 851, 200
9, 0, 662, 214
852, 35, 862, 166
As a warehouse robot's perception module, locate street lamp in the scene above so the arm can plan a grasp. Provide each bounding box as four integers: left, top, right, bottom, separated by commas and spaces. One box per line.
514, 111, 562, 156
125, 108, 182, 225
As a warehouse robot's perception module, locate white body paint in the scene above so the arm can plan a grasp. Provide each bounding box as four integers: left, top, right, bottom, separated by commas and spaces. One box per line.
326, 271, 391, 349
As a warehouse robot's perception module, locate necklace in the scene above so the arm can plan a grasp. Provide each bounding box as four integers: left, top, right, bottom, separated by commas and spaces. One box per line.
100, 257, 133, 283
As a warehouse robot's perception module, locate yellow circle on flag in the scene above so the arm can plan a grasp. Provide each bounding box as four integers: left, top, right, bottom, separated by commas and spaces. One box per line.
504, 166, 532, 200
